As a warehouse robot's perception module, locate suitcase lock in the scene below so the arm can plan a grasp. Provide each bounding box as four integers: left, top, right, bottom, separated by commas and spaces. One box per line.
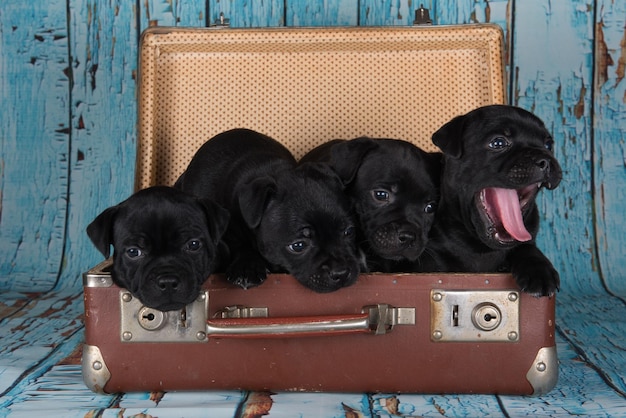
431, 290, 520, 342
119, 291, 208, 343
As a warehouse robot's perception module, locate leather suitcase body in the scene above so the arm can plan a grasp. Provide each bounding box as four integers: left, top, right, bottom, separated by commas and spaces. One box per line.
82, 25, 558, 395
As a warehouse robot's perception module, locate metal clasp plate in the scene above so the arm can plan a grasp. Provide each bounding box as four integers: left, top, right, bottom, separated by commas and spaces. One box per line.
431, 290, 520, 342
119, 291, 209, 343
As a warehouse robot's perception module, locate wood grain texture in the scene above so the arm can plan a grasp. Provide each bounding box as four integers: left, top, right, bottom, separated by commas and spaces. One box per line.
359, 0, 428, 26
511, 0, 600, 294
594, 0, 626, 295
0, 1, 69, 291
141, 0, 206, 27
0, 291, 83, 403
208, 0, 284, 27
286, 0, 357, 26
58, 0, 140, 291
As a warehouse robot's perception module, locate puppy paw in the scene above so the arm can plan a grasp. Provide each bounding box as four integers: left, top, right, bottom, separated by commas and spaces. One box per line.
512, 262, 560, 297
226, 256, 268, 289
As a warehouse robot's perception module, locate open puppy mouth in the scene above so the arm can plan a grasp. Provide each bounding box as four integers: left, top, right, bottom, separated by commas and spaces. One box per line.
476, 183, 541, 244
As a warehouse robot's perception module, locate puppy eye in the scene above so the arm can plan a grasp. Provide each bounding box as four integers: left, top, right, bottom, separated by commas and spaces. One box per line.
372, 190, 390, 202
488, 136, 510, 150
126, 247, 143, 258
344, 226, 355, 237
424, 202, 437, 214
287, 241, 307, 254
544, 139, 554, 151
184, 239, 202, 252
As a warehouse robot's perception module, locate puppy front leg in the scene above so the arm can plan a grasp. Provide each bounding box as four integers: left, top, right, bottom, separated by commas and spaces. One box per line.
226, 248, 269, 289
508, 243, 560, 297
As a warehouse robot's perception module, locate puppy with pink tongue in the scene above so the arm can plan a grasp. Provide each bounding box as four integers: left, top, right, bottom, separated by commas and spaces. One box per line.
419, 105, 561, 296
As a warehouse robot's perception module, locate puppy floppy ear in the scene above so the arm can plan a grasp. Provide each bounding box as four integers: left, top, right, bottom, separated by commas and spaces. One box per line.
238, 176, 277, 229
198, 198, 230, 245
328, 137, 378, 185
432, 115, 466, 158
86, 206, 118, 258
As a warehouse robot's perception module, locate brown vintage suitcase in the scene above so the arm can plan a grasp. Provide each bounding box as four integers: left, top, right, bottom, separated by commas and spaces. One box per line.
82, 25, 558, 395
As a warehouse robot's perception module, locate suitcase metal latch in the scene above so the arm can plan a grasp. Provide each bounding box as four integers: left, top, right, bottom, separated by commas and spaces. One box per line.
430, 290, 520, 342
119, 291, 209, 343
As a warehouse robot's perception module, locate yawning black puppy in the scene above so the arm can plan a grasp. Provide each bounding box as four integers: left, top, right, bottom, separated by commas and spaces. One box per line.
301, 137, 441, 272
422, 105, 562, 296
175, 128, 360, 292
86, 186, 230, 311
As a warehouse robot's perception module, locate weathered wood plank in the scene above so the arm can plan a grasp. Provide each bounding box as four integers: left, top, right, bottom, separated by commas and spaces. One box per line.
286, 0, 357, 26
556, 292, 626, 396
594, 0, 626, 296
434, 0, 510, 27
140, 0, 206, 27
208, 0, 284, 28
511, 0, 600, 294
378, 393, 505, 416
0, 291, 83, 401
500, 331, 626, 416
59, 0, 140, 290
359, 0, 427, 26
0, 1, 69, 291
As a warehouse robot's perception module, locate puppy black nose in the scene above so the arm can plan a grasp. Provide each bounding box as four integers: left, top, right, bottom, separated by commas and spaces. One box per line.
328, 268, 349, 283
157, 276, 180, 292
397, 230, 416, 245
535, 157, 550, 171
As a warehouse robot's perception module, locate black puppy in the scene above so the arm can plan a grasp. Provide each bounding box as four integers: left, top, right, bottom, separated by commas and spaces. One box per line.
301, 137, 441, 272
86, 186, 230, 311
175, 128, 361, 292
422, 105, 562, 296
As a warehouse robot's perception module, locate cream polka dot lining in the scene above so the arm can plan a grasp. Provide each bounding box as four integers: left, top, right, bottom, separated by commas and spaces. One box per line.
137, 25, 505, 189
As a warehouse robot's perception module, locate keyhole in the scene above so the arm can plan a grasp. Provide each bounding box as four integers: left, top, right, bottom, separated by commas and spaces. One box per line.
484, 313, 496, 322
143, 312, 155, 321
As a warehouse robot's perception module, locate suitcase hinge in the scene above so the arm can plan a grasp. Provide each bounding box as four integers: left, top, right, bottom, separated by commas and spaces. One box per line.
364, 304, 416, 335
413, 4, 433, 25
211, 12, 231, 27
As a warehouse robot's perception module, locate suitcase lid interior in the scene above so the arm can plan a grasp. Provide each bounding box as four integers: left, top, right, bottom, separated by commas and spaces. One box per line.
137, 25, 506, 189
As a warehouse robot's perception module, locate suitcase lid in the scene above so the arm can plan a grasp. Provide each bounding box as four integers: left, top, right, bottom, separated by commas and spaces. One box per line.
137, 25, 506, 189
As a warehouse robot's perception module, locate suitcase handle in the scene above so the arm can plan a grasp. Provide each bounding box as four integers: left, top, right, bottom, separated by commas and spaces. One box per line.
206, 304, 415, 338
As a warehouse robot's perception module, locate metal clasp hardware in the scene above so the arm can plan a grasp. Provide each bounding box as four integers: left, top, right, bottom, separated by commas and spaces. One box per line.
431, 290, 520, 342
119, 291, 208, 343
215, 305, 269, 319
363, 304, 416, 335
211, 12, 230, 27
413, 4, 433, 25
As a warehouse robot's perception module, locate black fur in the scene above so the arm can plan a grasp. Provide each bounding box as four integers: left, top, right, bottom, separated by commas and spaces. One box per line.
421, 105, 562, 296
176, 128, 361, 292
301, 137, 441, 272
86, 186, 229, 311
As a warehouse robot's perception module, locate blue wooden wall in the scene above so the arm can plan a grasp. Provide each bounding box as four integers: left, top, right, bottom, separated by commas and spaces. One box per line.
1, 1, 625, 415
0, 1, 624, 297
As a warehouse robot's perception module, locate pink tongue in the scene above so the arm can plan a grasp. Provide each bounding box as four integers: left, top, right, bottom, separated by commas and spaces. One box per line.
490, 188, 532, 242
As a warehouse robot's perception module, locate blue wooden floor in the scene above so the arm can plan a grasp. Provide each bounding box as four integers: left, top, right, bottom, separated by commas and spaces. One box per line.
1, 0, 625, 416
